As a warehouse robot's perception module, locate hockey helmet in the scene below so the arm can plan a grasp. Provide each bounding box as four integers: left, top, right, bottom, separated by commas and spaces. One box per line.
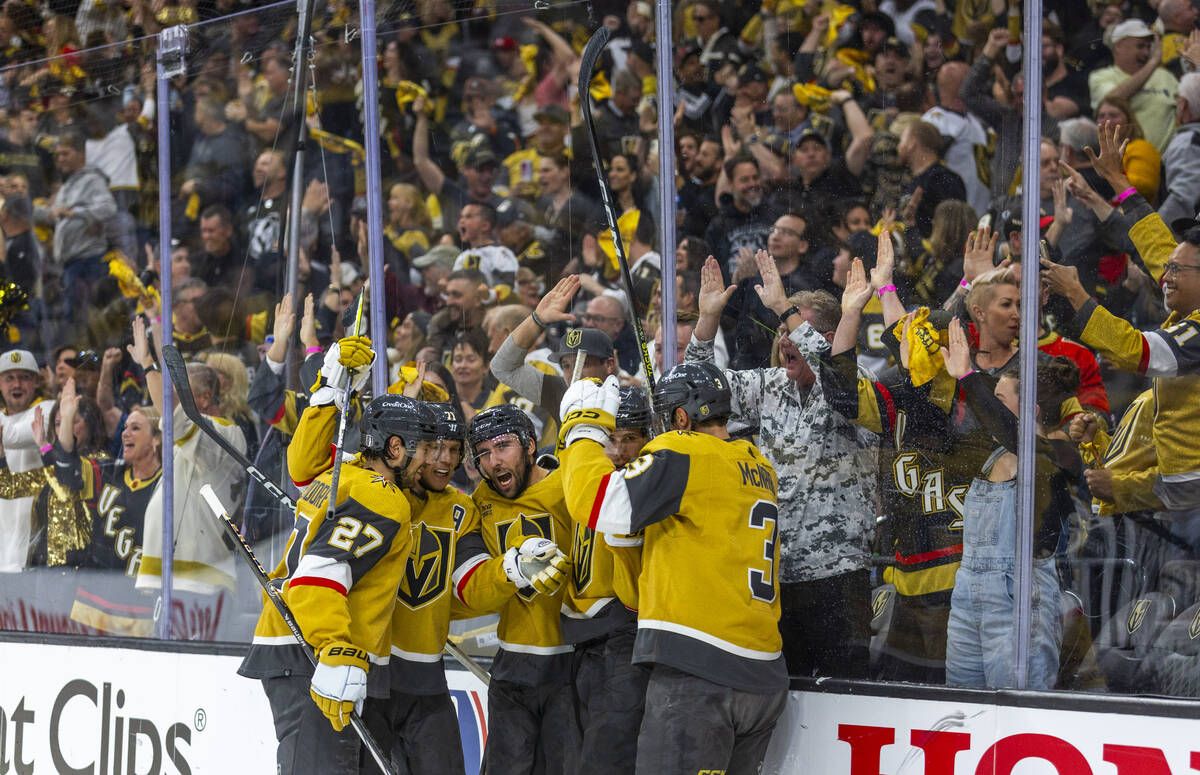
467, 404, 536, 459
428, 401, 467, 445
652, 361, 731, 427
615, 385, 653, 432
359, 395, 440, 455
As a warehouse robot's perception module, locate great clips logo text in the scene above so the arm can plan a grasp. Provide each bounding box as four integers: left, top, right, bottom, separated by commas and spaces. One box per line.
0, 679, 193, 774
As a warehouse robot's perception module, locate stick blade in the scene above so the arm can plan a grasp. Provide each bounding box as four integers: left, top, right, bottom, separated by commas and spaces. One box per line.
577, 26, 612, 106
161, 345, 198, 417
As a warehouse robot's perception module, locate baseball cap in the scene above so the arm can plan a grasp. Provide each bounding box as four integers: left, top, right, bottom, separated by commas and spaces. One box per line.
463, 78, 489, 98
677, 43, 702, 62
550, 328, 614, 363
796, 126, 830, 150
492, 36, 517, 51
462, 145, 499, 169
412, 244, 460, 270
858, 10, 896, 37
1107, 19, 1154, 48
878, 36, 908, 57
0, 349, 37, 375
738, 64, 769, 85
496, 198, 537, 228
533, 104, 569, 125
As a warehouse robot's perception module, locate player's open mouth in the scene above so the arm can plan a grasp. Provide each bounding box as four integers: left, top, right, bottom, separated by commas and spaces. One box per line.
433, 467, 451, 477
495, 472, 514, 487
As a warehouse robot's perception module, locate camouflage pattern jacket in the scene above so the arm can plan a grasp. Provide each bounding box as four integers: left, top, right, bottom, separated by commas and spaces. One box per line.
686, 323, 878, 583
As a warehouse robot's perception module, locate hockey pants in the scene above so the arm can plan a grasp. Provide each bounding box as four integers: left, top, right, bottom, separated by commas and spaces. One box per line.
359, 690, 466, 775
635, 665, 787, 775
573, 623, 648, 774
263, 675, 361, 775
485, 677, 580, 775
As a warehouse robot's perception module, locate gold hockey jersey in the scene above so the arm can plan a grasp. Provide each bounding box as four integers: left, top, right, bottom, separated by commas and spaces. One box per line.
465, 468, 574, 685
238, 456, 413, 696
1087, 390, 1162, 515
560, 432, 788, 694
388, 484, 489, 694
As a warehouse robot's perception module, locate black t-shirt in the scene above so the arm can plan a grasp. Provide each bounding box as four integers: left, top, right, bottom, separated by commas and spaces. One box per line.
775, 159, 863, 214
679, 179, 718, 238
1047, 69, 1091, 118
906, 162, 967, 238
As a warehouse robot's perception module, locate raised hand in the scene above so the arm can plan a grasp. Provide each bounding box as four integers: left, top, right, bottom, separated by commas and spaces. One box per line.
963, 226, 1000, 284
842, 257, 874, 315
699, 256, 736, 320
535, 275, 581, 325
29, 405, 45, 450
939, 318, 973, 379
1051, 178, 1073, 228
1086, 121, 1131, 190
871, 228, 895, 289
401, 359, 428, 399
300, 293, 319, 351
128, 315, 151, 367
273, 293, 296, 343
752, 249, 790, 315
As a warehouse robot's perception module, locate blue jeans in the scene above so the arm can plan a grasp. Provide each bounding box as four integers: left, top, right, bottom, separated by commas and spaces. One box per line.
945, 477, 1062, 689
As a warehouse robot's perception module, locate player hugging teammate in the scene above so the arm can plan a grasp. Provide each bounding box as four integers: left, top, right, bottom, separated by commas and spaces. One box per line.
236, 333, 787, 775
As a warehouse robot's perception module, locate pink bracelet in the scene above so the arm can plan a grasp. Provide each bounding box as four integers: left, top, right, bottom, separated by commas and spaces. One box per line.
305, 346, 322, 354
1113, 186, 1137, 204
877, 284, 896, 298
957, 369, 977, 381
152, 316, 161, 324
960, 278, 972, 291
39, 444, 52, 455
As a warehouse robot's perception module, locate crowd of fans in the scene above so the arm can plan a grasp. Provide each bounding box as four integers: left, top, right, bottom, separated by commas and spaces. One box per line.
0, 0, 1196, 695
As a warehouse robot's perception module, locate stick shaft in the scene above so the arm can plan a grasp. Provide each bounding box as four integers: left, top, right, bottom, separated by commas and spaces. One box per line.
577, 27, 658, 397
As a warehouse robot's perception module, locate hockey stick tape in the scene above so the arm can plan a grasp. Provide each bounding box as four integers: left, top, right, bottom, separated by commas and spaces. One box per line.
199, 484, 227, 519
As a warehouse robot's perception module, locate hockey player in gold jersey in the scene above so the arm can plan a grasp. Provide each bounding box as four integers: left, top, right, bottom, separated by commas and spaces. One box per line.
460, 403, 577, 775
558, 364, 788, 775
238, 391, 440, 775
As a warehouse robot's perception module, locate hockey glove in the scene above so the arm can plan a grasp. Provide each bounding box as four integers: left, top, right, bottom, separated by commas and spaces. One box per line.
558, 375, 620, 448
310, 337, 375, 410
310, 641, 370, 732
503, 537, 563, 592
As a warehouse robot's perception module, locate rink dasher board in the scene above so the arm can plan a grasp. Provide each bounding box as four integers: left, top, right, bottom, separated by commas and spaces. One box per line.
1, 637, 1199, 774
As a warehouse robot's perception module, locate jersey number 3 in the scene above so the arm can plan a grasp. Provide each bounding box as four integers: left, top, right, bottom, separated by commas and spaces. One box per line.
748, 500, 779, 604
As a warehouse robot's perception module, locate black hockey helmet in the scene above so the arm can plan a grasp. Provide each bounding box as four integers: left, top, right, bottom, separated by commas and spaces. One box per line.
467, 404, 536, 459
616, 385, 653, 432
428, 402, 467, 445
359, 395, 440, 455
652, 361, 731, 427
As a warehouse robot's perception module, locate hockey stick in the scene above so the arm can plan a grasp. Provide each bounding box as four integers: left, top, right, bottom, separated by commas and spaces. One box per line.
324, 290, 367, 527
578, 26, 658, 399
198, 484, 397, 775
162, 343, 492, 684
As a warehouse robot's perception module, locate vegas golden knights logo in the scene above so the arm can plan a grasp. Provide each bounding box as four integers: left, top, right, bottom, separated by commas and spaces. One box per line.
497, 513, 554, 600
397, 524, 453, 609
566, 329, 582, 349
1190, 607, 1200, 641
571, 524, 595, 593
871, 587, 893, 621
1128, 598, 1152, 634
